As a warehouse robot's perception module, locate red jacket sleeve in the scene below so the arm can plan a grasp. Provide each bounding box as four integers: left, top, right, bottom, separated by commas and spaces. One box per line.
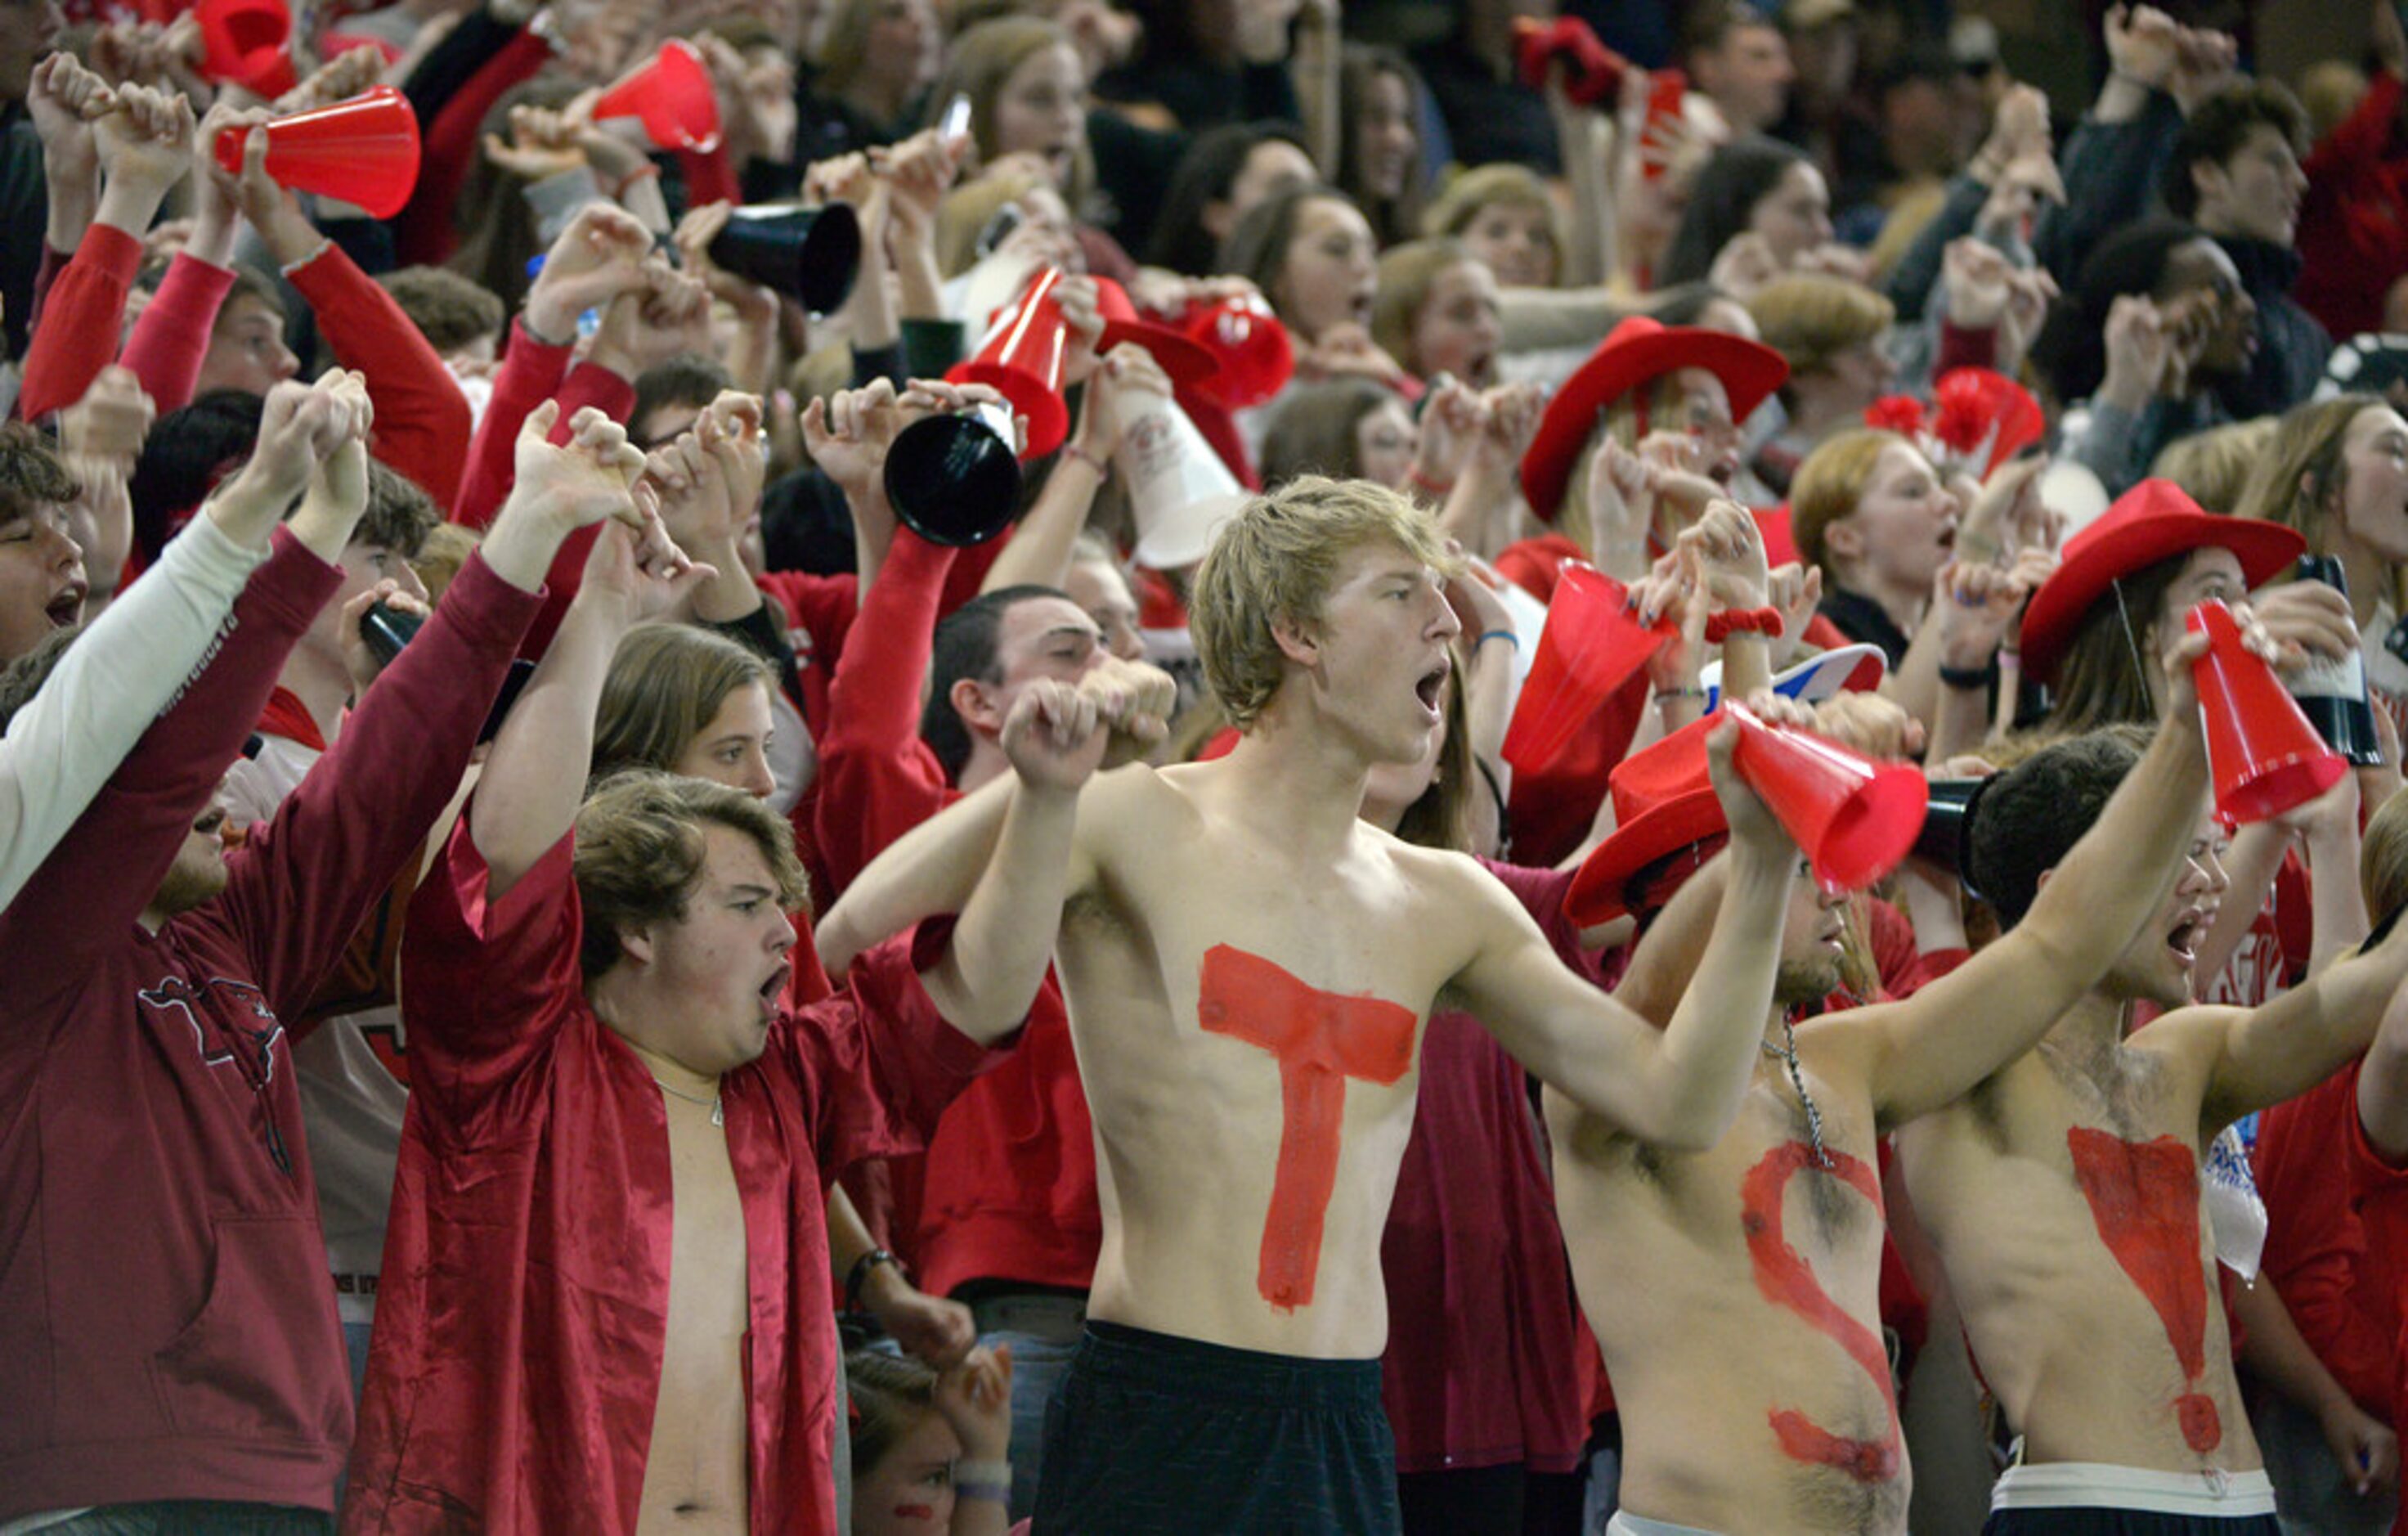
287, 242, 474, 510
117, 253, 237, 416
811, 530, 958, 893
192, 553, 543, 1023
789, 920, 1014, 1177
0, 530, 339, 1010
756, 568, 860, 732
15, 222, 141, 423
398, 817, 585, 1146
451, 317, 574, 530
2309, 68, 2403, 177
513, 360, 639, 658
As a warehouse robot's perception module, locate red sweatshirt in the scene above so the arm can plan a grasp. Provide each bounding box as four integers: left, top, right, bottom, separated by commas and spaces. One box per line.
343, 830, 1008, 1534
1379, 860, 1586, 1475
288, 242, 474, 510
14, 221, 142, 423
2258, 1064, 2397, 1415
805, 528, 1095, 1290
0, 534, 540, 1519
2296, 69, 2408, 344
119, 250, 239, 415
813, 528, 960, 894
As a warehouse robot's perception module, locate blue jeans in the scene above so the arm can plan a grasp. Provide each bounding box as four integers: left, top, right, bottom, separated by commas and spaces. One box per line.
988, 1327, 1079, 1522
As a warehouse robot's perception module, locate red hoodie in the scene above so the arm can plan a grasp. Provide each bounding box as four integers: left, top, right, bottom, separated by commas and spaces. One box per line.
0, 534, 540, 1519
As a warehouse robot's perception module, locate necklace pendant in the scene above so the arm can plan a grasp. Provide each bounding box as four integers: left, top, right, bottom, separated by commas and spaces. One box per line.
711, 1098, 724, 1128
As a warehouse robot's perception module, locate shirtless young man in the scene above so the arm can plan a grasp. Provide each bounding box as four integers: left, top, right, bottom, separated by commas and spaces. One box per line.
1545, 636, 2213, 1536
341, 429, 1105, 1534
1898, 732, 2408, 1533
826, 478, 1806, 1534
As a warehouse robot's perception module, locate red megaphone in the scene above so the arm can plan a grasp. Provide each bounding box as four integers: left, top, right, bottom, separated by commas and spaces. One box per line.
1501, 561, 1670, 774
1728, 703, 1927, 893
197, 0, 298, 98
592, 40, 722, 153
948, 267, 1074, 460
2186, 600, 2348, 824
213, 87, 422, 220
1513, 16, 1628, 108
1182, 293, 1294, 411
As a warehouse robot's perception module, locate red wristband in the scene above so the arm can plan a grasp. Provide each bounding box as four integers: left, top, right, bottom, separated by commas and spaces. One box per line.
1703, 605, 1783, 645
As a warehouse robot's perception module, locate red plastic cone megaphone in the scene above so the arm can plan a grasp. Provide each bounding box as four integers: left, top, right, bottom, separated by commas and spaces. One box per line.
2186, 600, 2348, 824
1501, 563, 1670, 774
198, 0, 298, 97
1727, 703, 1927, 893
1182, 293, 1294, 410
883, 399, 1025, 548
592, 39, 722, 153
213, 87, 421, 220
948, 267, 1074, 460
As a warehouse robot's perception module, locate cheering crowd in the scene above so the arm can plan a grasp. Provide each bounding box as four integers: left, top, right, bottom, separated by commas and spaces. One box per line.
8, 0, 2408, 1532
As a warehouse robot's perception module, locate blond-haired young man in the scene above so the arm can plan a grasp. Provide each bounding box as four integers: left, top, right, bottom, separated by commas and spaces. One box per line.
827, 477, 1806, 1534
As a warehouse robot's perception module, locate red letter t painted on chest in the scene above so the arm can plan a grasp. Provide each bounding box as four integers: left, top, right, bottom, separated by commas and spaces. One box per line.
1197, 944, 1419, 1312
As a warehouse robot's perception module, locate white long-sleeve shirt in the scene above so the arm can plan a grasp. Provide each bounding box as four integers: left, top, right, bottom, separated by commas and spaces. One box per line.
0, 514, 269, 905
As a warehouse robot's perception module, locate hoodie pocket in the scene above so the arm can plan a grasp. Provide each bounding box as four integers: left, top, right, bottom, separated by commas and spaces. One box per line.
150, 1211, 348, 1444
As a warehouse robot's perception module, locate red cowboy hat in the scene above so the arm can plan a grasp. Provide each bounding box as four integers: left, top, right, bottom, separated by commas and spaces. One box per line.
1519, 316, 1789, 524
2018, 478, 2305, 683
1566, 717, 1728, 926
1091, 276, 1219, 388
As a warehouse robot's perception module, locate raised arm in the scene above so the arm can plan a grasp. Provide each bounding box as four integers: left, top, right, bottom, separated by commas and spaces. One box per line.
468, 409, 708, 899
2357, 950, 2408, 1163
918, 680, 1119, 1042
1455, 712, 1800, 1150
820, 657, 1177, 973
2208, 904, 2408, 1129
1834, 651, 2210, 1128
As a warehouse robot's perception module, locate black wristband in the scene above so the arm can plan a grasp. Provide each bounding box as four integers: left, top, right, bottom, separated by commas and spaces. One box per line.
845, 1248, 901, 1313
1938, 661, 1993, 690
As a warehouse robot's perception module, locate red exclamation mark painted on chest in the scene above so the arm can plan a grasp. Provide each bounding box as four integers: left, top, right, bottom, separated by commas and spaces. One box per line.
2066, 1127, 2219, 1452
1197, 944, 1418, 1312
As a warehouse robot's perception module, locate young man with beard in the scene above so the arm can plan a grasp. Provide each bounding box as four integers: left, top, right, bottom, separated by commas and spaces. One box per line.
827, 478, 1805, 1534
0, 377, 631, 1528
1896, 728, 2408, 1532
1544, 640, 2213, 1536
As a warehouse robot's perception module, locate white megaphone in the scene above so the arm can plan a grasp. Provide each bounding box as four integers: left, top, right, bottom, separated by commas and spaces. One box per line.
1119, 392, 1249, 572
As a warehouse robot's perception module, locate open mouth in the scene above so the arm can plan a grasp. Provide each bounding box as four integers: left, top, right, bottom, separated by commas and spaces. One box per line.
1413, 658, 1450, 716
758, 963, 790, 1008
2165, 905, 2214, 965
46, 581, 86, 627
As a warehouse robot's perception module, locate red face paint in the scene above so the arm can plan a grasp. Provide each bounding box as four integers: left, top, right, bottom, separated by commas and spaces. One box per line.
2066, 1127, 2220, 1452
1197, 944, 1418, 1311
1740, 1139, 1902, 1484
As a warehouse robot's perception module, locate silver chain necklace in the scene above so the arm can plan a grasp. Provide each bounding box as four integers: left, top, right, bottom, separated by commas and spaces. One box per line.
1762, 1013, 1832, 1170
651, 1075, 724, 1127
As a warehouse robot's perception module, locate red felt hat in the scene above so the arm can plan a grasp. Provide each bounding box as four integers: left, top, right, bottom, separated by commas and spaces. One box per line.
1566, 717, 1728, 926
2017, 478, 2305, 684
1519, 317, 1788, 523
1091, 277, 1219, 388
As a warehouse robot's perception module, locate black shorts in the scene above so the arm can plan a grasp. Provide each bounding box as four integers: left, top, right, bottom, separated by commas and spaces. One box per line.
1029, 1319, 1401, 1535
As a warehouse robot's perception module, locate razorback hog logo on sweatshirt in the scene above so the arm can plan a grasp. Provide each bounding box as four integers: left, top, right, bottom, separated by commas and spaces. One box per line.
138, 973, 286, 1091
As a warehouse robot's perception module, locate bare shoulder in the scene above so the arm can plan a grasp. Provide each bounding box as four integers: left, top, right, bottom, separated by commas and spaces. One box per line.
1074, 760, 1205, 846
2128, 1003, 2249, 1067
